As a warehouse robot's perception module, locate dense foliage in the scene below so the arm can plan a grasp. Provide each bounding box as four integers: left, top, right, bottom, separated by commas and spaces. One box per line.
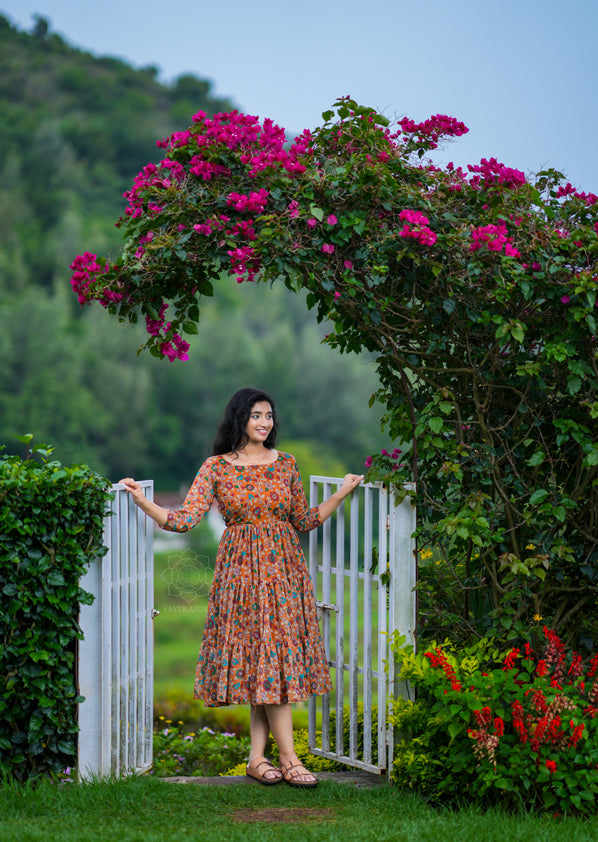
0, 437, 111, 781
0, 17, 385, 485
72, 97, 598, 650
390, 629, 598, 814
152, 722, 251, 777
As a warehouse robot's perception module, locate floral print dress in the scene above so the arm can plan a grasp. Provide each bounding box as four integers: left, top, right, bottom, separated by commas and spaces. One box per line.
164, 452, 332, 707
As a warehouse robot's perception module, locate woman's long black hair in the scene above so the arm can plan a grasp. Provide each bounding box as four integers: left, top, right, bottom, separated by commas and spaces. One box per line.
212, 388, 278, 455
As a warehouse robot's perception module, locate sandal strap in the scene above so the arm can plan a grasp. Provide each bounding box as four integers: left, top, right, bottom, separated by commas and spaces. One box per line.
280, 761, 316, 780
248, 758, 280, 777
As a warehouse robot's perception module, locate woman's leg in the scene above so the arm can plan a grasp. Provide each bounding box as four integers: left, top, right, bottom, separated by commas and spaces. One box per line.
247, 703, 281, 781
264, 703, 316, 783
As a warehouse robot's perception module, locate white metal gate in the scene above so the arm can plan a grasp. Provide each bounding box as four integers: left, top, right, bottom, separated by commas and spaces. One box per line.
77, 481, 155, 779
308, 477, 416, 778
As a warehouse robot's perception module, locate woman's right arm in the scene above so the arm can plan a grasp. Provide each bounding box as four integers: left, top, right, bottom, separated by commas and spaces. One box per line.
119, 478, 170, 527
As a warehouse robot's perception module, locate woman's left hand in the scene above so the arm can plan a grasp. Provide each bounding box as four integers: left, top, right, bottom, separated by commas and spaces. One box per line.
339, 473, 364, 497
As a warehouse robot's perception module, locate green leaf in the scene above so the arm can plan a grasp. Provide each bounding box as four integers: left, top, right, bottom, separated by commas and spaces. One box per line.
428, 417, 443, 433
12, 434, 34, 444
526, 451, 545, 467
183, 322, 199, 335
529, 489, 549, 505
442, 299, 456, 315
567, 375, 582, 395
309, 205, 324, 222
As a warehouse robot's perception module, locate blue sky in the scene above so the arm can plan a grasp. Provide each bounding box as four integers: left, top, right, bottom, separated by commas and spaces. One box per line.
2, 0, 597, 191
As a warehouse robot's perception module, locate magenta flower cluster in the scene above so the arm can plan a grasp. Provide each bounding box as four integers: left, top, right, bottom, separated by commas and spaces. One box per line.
398, 209, 437, 246
144, 302, 190, 361
69, 252, 117, 306
556, 183, 598, 206
365, 447, 402, 469
467, 158, 526, 190
396, 114, 469, 149
470, 221, 521, 258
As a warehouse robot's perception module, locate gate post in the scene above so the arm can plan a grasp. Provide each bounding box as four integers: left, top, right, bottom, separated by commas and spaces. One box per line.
386, 482, 417, 775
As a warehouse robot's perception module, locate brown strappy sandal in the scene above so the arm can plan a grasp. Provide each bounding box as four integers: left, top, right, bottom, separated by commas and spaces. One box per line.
245, 758, 283, 785
279, 760, 319, 788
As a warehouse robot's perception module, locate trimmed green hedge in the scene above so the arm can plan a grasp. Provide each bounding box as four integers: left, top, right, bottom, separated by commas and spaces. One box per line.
0, 437, 111, 781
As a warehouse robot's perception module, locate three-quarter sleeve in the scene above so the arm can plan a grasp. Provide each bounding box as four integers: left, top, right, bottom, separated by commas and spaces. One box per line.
288, 457, 321, 532
163, 459, 215, 533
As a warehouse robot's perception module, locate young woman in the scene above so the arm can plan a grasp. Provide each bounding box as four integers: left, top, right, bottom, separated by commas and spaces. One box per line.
120, 387, 363, 787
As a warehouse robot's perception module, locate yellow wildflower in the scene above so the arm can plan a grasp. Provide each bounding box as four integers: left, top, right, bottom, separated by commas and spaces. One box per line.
533, 613, 542, 622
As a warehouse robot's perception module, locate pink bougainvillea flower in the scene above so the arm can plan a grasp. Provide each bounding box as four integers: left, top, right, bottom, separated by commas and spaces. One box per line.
307, 218, 318, 228
322, 243, 335, 254
343, 260, 353, 270
327, 214, 338, 225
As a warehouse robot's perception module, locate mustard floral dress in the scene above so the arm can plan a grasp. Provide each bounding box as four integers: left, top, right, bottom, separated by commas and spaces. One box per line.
164, 452, 332, 707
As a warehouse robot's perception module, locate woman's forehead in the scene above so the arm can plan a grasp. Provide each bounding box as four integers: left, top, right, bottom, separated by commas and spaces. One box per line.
250, 401, 272, 414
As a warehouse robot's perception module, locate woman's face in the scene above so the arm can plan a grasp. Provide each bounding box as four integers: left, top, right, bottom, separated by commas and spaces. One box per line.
245, 401, 273, 445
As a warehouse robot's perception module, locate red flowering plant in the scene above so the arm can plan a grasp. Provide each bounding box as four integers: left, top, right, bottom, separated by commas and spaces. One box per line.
70, 97, 598, 650
389, 627, 598, 813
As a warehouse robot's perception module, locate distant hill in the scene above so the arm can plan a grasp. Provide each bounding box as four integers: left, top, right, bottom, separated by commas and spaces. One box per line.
0, 14, 385, 486
0, 13, 237, 293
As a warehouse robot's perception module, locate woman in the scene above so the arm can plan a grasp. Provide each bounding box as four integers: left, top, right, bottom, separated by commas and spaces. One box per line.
120, 387, 363, 787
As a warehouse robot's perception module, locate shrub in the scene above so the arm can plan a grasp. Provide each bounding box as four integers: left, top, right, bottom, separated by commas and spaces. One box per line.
390, 629, 598, 814
152, 722, 250, 777
0, 436, 111, 781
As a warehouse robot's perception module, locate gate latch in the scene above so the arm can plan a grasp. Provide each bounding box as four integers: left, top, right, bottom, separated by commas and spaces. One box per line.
316, 600, 339, 613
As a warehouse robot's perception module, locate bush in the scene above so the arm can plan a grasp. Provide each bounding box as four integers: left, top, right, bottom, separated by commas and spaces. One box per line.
152, 722, 251, 777
390, 629, 598, 814
0, 437, 111, 781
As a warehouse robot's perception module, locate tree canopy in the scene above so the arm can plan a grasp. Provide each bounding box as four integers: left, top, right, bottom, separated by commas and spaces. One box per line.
73, 96, 598, 649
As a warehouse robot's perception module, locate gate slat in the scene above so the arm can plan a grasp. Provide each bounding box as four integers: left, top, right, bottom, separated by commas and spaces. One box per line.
335, 491, 345, 759
348, 490, 359, 761
362, 487, 373, 766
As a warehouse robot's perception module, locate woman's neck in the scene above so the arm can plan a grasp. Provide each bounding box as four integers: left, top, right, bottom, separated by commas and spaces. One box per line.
227, 444, 276, 465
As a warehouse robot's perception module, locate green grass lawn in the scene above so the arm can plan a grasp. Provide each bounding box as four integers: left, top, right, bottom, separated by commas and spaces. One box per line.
2, 774, 597, 842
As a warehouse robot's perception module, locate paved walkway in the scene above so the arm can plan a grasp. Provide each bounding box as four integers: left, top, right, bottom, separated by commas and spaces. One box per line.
161, 770, 387, 789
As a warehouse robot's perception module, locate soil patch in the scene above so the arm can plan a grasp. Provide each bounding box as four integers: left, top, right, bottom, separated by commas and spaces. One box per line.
231, 807, 335, 824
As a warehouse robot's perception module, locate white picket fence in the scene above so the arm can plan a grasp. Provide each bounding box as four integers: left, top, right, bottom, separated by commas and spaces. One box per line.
307, 478, 416, 778
77, 482, 155, 779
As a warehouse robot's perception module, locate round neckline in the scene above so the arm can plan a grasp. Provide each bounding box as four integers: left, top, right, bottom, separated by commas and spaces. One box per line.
219, 451, 280, 468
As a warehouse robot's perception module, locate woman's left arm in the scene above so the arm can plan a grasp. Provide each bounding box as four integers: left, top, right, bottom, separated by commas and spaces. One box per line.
317, 474, 364, 524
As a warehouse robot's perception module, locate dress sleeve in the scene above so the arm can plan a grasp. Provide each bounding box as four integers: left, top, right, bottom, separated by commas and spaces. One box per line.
288, 456, 321, 532
163, 459, 215, 533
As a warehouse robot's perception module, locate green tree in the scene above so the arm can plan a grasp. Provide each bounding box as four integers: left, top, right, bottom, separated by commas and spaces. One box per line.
73, 98, 598, 650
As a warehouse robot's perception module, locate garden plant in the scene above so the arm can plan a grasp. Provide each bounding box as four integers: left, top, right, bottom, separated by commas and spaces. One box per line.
70, 96, 598, 653
389, 625, 598, 815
